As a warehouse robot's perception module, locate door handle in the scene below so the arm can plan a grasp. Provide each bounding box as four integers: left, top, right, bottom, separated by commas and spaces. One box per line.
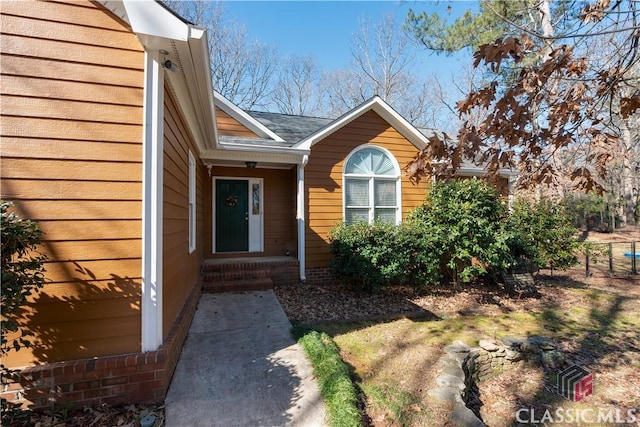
245, 212, 248, 221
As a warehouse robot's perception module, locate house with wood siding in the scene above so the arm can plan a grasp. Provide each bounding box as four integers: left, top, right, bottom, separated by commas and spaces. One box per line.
0, 0, 516, 411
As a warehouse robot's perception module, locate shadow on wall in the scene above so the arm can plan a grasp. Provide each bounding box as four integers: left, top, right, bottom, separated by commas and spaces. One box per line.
19, 261, 141, 365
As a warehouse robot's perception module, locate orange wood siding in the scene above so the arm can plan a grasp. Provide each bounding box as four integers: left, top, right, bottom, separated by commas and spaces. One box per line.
305, 111, 430, 268
215, 106, 260, 138
0, 0, 144, 367
207, 167, 297, 258
162, 84, 206, 337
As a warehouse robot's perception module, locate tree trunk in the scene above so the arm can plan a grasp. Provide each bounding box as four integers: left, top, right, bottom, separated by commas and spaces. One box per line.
621, 120, 637, 225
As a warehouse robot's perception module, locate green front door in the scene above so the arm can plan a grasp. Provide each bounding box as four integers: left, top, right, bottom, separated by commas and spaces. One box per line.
216, 179, 249, 252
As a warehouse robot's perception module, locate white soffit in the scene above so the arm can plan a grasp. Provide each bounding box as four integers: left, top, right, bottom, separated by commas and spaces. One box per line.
121, 0, 188, 46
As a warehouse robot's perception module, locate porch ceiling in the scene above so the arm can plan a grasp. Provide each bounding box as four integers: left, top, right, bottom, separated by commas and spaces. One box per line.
200, 149, 302, 169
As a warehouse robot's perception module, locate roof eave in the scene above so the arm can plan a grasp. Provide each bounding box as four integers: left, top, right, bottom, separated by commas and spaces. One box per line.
456, 167, 519, 178
217, 142, 310, 157
101, 0, 218, 153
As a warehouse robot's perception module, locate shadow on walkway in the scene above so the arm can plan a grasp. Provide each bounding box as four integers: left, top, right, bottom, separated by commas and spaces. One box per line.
165, 291, 326, 426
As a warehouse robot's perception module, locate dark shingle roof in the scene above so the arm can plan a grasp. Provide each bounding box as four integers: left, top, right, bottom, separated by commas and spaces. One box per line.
248, 111, 332, 144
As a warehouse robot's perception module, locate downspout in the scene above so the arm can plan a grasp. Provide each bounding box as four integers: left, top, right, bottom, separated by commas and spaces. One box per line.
507, 175, 517, 212
141, 50, 164, 352
297, 155, 309, 282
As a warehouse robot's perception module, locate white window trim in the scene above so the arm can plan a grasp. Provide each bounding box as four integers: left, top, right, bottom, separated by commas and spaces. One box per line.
342, 145, 402, 225
188, 150, 196, 254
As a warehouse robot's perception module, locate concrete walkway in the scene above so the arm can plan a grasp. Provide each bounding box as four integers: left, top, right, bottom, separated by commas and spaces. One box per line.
165, 291, 327, 427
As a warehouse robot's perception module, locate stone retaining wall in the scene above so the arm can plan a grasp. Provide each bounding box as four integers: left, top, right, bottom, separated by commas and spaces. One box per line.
429, 336, 565, 427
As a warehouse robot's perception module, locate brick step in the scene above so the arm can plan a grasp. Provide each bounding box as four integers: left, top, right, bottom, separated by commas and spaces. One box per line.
202, 277, 274, 293
200, 257, 301, 290
202, 269, 271, 282
202, 268, 274, 293
201, 262, 277, 273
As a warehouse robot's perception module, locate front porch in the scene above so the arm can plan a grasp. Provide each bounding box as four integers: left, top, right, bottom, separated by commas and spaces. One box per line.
201, 256, 300, 293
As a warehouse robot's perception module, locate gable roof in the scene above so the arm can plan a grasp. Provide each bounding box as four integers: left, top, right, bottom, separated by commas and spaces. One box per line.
293, 96, 429, 151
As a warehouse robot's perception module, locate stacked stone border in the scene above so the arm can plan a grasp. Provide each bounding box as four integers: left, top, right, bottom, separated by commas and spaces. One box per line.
2, 279, 201, 411
428, 336, 564, 427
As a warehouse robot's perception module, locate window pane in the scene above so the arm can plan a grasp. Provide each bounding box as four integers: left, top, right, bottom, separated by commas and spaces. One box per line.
370, 149, 395, 175
374, 208, 396, 223
346, 208, 370, 224
345, 179, 369, 206
374, 179, 396, 206
345, 148, 395, 175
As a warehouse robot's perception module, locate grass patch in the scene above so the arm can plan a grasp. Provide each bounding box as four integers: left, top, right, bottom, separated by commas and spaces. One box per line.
314, 286, 639, 426
294, 325, 363, 427
362, 383, 425, 426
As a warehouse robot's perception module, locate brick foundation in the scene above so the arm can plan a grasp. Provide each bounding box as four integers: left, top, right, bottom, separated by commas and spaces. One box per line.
270, 259, 300, 285
304, 267, 338, 286
2, 279, 201, 411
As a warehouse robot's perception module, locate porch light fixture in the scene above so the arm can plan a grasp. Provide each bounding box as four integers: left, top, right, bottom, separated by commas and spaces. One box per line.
245, 161, 257, 168
159, 49, 178, 72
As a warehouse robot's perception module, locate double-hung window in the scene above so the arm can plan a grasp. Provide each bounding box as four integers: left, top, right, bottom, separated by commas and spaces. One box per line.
343, 146, 401, 224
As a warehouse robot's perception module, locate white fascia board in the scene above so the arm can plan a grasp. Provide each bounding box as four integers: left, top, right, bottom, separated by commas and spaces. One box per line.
214, 92, 284, 142
370, 101, 429, 150
186, 26, 218, 151
456, 167, 519, 178
200, 148, 303, 165
217, 142, 310, 156
122, 0, 188, 43
294, 96, 429, 151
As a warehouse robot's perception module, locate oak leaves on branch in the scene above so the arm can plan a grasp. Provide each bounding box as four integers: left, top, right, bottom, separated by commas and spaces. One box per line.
406, 1, 640, 193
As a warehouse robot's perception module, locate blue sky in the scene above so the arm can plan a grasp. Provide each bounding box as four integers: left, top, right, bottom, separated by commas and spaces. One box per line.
223, 1, 477, 79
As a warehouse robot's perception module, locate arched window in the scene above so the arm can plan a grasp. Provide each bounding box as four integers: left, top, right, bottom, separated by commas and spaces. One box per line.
343, 146, 401, 224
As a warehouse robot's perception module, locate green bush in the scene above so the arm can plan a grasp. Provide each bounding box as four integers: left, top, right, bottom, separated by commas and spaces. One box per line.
1, 201, 47, 421
329, 221, 402, 292
329, 181, 580, 290
408, 179, 513, 284
328, 220, 443, 292
508, 198, 580, 273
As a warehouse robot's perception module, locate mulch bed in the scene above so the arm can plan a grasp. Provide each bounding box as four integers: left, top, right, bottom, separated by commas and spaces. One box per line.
273, 274, 617, 325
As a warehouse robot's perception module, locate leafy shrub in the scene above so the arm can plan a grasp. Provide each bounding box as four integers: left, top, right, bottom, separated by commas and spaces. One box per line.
329, 219, 444, 292
1, 201, 47, 421
408, 179, 513, 285
508, 198, 580, 273
329, 221, 401, 292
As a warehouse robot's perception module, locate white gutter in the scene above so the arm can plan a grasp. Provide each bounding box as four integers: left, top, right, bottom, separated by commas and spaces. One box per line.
218, 142, 310, 156
297, 155, 309, 282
